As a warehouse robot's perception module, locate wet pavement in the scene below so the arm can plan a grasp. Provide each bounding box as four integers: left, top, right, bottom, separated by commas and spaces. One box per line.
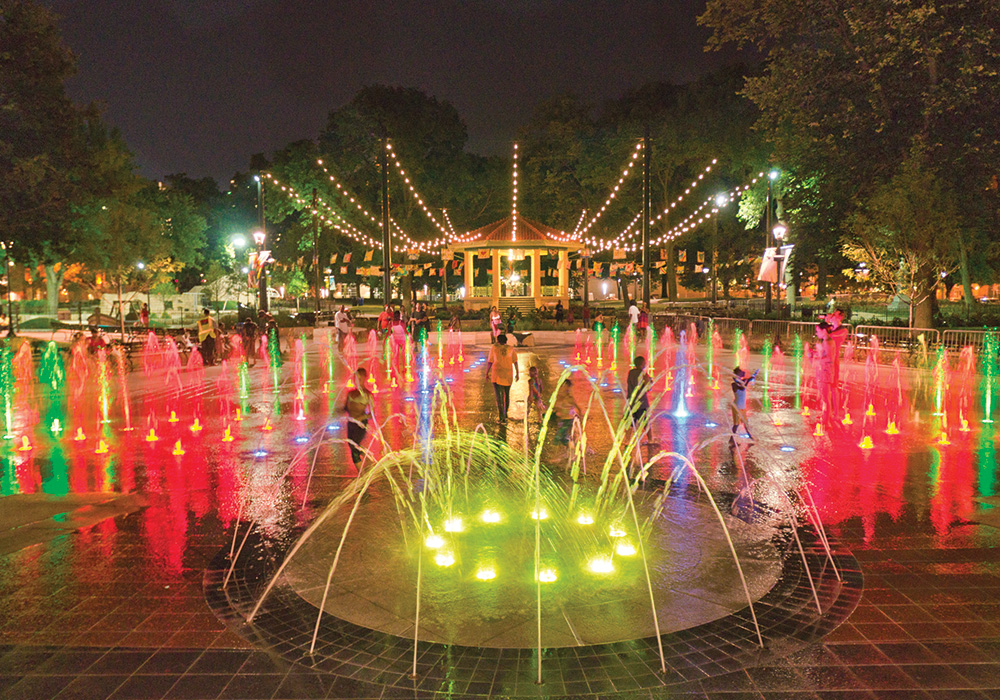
1, 330, 999, 698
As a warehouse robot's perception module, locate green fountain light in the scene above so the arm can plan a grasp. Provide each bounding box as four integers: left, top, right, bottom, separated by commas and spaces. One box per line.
609, 525, 627, 538
576, 513, 594, 525
425, 534, 445, 549
443, 517, 464, 532
536, 568, 557, 583
475, 566, 496, 581
435, 551, 455, 567
616, 542, 637, 556
530, 507, 548, 520
480, 509, 501, 523
589, 556, 615, 574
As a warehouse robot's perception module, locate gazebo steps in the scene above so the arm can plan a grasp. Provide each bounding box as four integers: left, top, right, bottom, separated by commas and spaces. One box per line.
499, 298, 537, 314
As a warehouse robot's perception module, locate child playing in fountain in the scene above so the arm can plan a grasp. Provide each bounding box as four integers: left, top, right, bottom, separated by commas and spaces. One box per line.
551, 377, 580, 450
345, 368, 373, 471
527, 366, 545, 416
627, 355, 652, 434
730, 367, 758, 443
814, 321, 835, 422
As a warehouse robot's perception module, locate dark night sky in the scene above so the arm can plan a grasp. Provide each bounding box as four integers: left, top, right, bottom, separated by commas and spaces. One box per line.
46, 0, 743, 182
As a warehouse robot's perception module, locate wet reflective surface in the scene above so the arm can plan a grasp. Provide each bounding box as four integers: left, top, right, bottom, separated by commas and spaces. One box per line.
1, 330, 999, 698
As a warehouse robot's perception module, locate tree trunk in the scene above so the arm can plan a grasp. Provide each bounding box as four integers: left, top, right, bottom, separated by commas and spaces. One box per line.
666, 241, 677, 301
722, 277, 731, 300
959, 235, 975, 311
116, 276, 126, 339
816, 257, 827, 298
44, 263, 63, 316
913, 293, 934, 329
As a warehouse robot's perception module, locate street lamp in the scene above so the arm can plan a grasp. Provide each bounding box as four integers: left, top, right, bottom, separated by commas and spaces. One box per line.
1, 241, 13, 337
765, 170, 780, 313
711, 194, 728, 305
252, 229, 268, 312
773, 223, 788, 241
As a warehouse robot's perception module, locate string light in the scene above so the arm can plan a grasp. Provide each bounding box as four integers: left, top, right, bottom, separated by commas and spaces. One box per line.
264, 173, 383, 249
385, 142, 452, 243
512, 143, 518, 241
575, 141, 644, 242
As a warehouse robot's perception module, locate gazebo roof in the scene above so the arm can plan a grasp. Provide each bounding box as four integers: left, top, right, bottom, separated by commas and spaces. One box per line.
449, 214, 581, 251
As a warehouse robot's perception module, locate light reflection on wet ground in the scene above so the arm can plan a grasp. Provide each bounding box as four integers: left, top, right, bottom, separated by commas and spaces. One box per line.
0, 334, 999, 698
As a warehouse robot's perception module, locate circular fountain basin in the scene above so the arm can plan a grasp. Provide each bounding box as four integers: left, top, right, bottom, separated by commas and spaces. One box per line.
284, 491, 781, 648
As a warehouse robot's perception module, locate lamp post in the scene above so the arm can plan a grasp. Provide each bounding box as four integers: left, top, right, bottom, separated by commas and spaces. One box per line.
773, 222, 789, 310
254, 174, 269, 313
765, 169, 779, 314
253, 228, 268, 313
1, 241, 13, 337
712, 193, 728, 305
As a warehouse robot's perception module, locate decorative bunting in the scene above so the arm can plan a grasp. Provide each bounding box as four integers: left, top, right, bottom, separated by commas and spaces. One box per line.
364, 250, 374, 262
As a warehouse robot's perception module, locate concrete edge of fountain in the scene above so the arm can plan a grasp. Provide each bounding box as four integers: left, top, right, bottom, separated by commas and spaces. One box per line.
204, 511, 863, 698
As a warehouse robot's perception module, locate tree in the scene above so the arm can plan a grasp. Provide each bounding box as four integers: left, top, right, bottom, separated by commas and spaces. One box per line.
843, 147, 962, 328
700, 0, 1000, 324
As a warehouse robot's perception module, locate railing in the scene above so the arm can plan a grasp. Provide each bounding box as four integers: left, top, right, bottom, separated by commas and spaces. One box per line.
941, 329, 1000, 353
853, 325, 940, 351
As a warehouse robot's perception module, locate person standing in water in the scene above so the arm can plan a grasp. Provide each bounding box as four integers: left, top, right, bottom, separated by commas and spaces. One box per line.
345, 368, 373, 469
730, 367, 758, 442
486, 333, 519, 424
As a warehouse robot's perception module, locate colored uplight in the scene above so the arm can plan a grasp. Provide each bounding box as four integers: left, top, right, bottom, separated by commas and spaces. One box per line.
481, 509, 501, 523
434, 551, 455, 567
858, 435, 874, 449
609, 525, 626, 538
327, 423, 340, 431
145, 429, 158, 442
780, 445, 795, 452
295, 436, 309, 444
616, 542, 637, 556
475, 566, 496, 580
167, 411, 179, 423
425, 534, 444, 549
189, 419, 203, 432
530, 508, 548, 520
51, 419, 62, 435
172, 440, 185, 456
705, 422, 718, 428
94, 440, 109, 454
537, 568, 557, 583
222, 427, 234, 442
253, 449, 268, 458
443, 517, 464, 532
577, 514, 594, 525
589, 556, 614, 574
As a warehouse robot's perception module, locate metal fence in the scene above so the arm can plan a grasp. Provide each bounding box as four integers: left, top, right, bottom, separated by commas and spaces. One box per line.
941, 329, 1000, 353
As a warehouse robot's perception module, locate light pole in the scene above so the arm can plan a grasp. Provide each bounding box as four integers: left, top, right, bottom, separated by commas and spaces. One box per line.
254, 175, 269, 313
712, 193, 728, 304
1, 241, 13, 337
773, 222, 789, 309
253, 228, 267, 313
765, 169, 779, 314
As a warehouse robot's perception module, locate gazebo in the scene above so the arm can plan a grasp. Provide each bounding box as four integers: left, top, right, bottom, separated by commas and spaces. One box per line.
448, 214, 582, 312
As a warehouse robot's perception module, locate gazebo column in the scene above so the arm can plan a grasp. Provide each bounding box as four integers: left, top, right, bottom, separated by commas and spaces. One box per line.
558, 250, 569, 306
491, 249, 501, 310
531, 250, 541, 308
464, 251, 473, 310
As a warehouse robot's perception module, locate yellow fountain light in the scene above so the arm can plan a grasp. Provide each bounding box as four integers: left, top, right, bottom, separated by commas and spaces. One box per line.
858, 435, 874, 450
234, 408, 244, 421
168, 411, 179, 423
18, 436, 31, 452
425, 534, 445, 549
443, 517, 464, 533
434, 551, 455, 567
262, 419, 273, 432
801, 406, 811, 417
589, 556, 615, 574
865, 404, 876, 417
616, 542, 637, 556
576, 514, 594, 525
190, 419, 203, 432
537, 568, 557, 583
172, 440, 185, 456
608, 525, 627, 538
813, 423, 825, 437
73, 427, 87, 441
960, 419, 970, 433
937, 432, 951, 446
222, 426, 234, 442
475, 566, 496, 581
885, 421, 900, 435
145, 429, 159, 442
841, 413, 853, 425
481, 509, 501, 524
94, 440, 109, 455
530, 508, 549, 521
